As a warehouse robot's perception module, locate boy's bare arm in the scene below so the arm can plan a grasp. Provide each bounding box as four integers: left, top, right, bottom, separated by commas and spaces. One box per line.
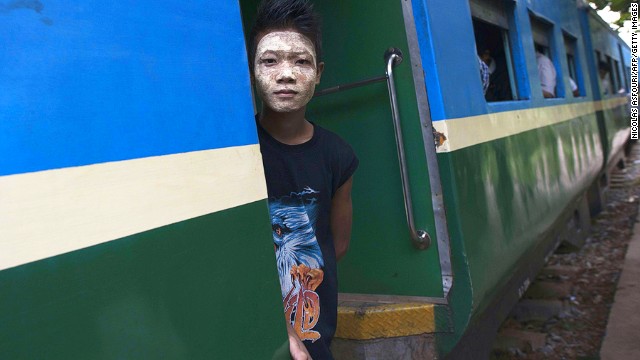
331, 176, 354, 261
286, 322, 313, 360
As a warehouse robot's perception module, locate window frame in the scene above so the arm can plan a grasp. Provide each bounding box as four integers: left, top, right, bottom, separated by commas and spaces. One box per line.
470, 0, 522, 102
529, 12, 561, 98
563, 32, 584, 97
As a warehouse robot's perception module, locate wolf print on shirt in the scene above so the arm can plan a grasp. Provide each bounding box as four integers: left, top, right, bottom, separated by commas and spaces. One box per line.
269, 187, 324, 342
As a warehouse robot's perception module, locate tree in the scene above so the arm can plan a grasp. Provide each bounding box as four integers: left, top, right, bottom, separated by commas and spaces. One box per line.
589, 0, 633, 27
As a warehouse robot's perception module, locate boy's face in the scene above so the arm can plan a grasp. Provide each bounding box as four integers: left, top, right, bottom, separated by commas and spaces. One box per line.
254, 30, 324, 113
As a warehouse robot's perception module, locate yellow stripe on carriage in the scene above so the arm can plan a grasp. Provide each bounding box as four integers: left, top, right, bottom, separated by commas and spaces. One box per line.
433, 97, 629, 153
0, 144, 267, 271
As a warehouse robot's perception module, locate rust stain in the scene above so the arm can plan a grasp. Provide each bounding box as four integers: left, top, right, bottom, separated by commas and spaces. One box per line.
432, 126, 447, 148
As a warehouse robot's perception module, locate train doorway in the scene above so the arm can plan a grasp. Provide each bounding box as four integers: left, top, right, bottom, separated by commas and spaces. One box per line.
239, 0, 450, 301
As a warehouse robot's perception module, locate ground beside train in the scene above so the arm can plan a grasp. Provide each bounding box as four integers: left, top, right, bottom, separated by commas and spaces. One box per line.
599, 191, 640, 358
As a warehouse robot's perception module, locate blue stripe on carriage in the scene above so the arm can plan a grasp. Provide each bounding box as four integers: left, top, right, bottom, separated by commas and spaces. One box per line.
0, 1, 256, 176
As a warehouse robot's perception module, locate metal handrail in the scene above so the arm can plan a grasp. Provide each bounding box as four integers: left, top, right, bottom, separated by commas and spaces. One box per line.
314, 75, 387, 97
312, 47, 431, 250
384, 48, 431, 250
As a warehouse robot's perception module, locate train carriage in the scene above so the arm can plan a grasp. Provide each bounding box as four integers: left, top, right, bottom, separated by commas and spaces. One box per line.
580, 6, 633, 177
1, 0, 631, 359
1, 2, 289, 358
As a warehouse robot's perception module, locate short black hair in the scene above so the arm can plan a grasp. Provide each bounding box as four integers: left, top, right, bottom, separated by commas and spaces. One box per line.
249, 0, 322, 66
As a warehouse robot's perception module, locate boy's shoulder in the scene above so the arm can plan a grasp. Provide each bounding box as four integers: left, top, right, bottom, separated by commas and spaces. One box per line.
256, 119, 356, 164
312, 122, 358, 171
312, 123, 353, 151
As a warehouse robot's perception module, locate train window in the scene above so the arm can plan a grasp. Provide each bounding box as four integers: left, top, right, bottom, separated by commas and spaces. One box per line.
470, 0, 520, 102
603, 56, 616, 96
607, 57, 616, 91
612, 59, 622, 94
619, 44, 630, 91
563, 33, 583, 97
594, 50, 602, 65
530, 14, 559, 98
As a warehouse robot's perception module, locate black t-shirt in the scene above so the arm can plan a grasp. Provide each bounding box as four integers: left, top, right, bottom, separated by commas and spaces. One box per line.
257, 121, 358, 359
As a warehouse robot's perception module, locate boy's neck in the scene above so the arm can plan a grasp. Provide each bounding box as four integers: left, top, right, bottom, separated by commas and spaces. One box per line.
259, 107, 314, 145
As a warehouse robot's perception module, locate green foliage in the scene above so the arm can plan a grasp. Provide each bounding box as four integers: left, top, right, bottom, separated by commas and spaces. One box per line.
589, 0, 633, 28
590, 0, 631, 11
590, 0, 611, 10
609, 0, 632, 13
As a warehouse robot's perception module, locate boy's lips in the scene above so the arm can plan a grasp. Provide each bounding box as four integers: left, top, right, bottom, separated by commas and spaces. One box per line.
274, 89, 298, 98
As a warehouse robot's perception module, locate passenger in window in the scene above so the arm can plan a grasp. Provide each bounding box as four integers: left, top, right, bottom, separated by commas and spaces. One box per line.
478, 55, 490, 95
480, 49, 496, 75
598, 61, 612, 95
535, 47, 556, 98
569, 78, 579, 97
481, 48, 512, 101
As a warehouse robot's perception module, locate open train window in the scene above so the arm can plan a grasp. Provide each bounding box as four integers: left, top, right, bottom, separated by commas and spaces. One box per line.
626, 66, 631, 92
470, 0, 520, 102
604, 55, 616, 96
530, 13, 559, 98
594, 50, 602, 65
612, 59, 622, 94
619, 44, 630, 91
563, 33, 583, 97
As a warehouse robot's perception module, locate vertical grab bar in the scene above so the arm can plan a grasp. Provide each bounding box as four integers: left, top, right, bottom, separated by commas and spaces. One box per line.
384, 48, 431, 250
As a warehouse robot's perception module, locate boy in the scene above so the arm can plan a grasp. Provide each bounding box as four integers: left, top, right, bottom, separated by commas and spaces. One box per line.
249, 0, 358, 358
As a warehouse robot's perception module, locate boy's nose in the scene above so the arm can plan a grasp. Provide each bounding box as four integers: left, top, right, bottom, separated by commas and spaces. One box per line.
276, 66, 295, 83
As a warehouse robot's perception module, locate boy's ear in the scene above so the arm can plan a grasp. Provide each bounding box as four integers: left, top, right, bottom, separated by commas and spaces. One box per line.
315, 62, 325, 85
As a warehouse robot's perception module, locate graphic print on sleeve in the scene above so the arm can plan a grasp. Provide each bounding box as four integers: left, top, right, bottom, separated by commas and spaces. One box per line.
269, 187, 324, 342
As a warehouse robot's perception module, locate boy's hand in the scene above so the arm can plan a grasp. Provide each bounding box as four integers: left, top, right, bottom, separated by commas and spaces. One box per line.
287, 322, 313, 360
289, 334, 312, 360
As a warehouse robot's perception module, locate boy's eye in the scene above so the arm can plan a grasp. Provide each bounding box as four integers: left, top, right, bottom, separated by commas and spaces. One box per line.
260, 58, 277, 65
296, 59, 311, 65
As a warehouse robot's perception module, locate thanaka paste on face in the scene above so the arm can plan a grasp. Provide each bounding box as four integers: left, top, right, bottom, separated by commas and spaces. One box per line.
254, 31, 320, 113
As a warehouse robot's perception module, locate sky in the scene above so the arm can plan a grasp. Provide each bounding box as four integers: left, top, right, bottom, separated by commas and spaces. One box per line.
595, 6, 634, 47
